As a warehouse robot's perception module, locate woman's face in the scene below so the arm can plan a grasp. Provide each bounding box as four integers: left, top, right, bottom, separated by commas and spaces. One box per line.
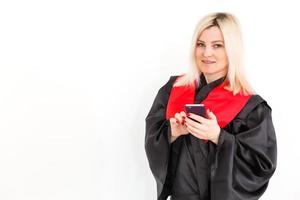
195, 26, 228, 79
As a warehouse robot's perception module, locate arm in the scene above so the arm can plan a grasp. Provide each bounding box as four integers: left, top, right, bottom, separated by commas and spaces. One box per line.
144, 76, 176, 199
211, 102, 277, 200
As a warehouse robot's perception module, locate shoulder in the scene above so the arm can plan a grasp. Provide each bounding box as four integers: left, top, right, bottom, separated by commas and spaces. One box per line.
157, 75, 180, 93
150, 75, 180, 106
236, 94, 272, 120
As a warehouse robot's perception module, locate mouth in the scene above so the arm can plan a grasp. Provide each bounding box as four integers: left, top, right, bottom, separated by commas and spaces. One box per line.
202, 60, 216, 64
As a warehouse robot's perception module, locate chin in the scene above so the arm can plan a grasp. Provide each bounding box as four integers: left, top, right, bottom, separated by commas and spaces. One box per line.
199, 68, 216, 74
202, 72, 218, 76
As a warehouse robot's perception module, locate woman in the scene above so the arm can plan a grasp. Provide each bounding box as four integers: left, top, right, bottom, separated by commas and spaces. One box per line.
144, 12, 277, 200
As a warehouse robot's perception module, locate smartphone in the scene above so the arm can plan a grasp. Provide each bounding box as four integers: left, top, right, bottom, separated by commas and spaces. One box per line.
185, 104, 208, 142
185, 104, 207, 118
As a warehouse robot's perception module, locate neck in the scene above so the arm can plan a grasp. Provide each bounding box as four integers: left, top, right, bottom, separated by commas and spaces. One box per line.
203, 71, 227, 84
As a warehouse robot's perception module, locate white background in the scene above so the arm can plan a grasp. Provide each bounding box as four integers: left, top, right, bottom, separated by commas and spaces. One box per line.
0, 0, 299, 199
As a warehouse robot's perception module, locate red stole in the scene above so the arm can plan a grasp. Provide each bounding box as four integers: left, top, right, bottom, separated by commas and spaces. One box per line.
166, 75, 252, 130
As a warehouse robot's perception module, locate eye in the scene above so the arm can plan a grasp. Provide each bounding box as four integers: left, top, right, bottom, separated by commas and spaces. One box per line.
196, 42, 205, 47
213, 44, 223, 48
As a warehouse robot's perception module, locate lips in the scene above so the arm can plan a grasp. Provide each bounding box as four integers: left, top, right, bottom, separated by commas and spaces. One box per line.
202, 60, 216, 64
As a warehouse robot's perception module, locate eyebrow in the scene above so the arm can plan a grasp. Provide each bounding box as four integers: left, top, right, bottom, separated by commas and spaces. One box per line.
197, 39, 224, 43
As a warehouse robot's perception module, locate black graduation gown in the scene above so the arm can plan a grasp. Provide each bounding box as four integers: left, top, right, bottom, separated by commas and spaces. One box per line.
144, 75, 277, 200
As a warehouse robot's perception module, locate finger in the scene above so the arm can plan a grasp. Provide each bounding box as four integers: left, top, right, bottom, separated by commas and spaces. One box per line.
186, 126, 208, 140
175, 112, 186, 125
185, 117, 205, 130
170, 117, 179, 126
208, 110, 217, 120
187, 112, 210, 124
188, 126, 207, 140
180, 111, 187, 117
206, 109, 211, 117
186, 123, 207, 137
174, 113, 184, 125
179, 111, 187, 123
186, 122, 204, 136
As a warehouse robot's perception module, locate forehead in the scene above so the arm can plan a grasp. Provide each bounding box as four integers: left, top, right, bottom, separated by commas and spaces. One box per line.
198, 26, 224, 42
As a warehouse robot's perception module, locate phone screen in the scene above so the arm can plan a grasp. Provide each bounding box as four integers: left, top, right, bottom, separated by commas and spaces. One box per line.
185, 104, 206, 118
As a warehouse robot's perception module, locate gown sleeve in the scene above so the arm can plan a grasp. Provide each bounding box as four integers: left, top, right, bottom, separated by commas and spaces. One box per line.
211, 97, 277, 200
144, 76, 177, 199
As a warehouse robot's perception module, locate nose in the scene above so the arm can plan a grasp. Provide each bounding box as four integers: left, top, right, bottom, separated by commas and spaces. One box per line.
203, 46, 213, 57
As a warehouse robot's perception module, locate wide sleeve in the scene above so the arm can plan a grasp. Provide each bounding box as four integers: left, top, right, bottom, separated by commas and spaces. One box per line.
144, 76, 175, 199
210, 101, 277, 200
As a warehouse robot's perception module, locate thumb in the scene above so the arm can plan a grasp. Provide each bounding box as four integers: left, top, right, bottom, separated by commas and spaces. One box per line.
170, 117, 179, 125
207, 109, 217, 120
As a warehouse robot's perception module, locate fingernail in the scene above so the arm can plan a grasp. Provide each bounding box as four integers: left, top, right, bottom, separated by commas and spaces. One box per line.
182, 116, 186, 120
176, 120, 179, 124
187, 113, 190, 117
181, 121, 185, 125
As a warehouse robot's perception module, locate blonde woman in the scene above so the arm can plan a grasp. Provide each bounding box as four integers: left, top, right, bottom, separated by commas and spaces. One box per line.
145, 12, 277, 200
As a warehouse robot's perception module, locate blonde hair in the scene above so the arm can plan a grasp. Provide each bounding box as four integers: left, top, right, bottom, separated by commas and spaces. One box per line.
175, 12, 254, 95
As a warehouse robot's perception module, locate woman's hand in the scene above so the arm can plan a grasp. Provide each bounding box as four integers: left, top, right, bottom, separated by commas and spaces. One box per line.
184, 109, 221, 145
169, 111, 189, 143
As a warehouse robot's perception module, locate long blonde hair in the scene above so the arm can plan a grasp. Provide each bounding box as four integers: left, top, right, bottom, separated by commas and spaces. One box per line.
175, 12, 254, 95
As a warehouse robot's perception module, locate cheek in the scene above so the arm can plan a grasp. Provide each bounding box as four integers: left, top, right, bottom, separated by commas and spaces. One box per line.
216, 52, 228, 64
195, 49, 201, 58
195, 47, 205, 56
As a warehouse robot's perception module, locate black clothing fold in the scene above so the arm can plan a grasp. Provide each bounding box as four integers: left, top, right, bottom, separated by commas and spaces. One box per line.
145, 75, 277, 200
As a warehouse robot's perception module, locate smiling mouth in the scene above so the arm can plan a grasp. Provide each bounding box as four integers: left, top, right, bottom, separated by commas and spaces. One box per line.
202, 60, 216, 64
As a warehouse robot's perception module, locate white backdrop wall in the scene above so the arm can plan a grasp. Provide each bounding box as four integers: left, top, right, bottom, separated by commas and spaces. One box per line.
0, 0, 299, 199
